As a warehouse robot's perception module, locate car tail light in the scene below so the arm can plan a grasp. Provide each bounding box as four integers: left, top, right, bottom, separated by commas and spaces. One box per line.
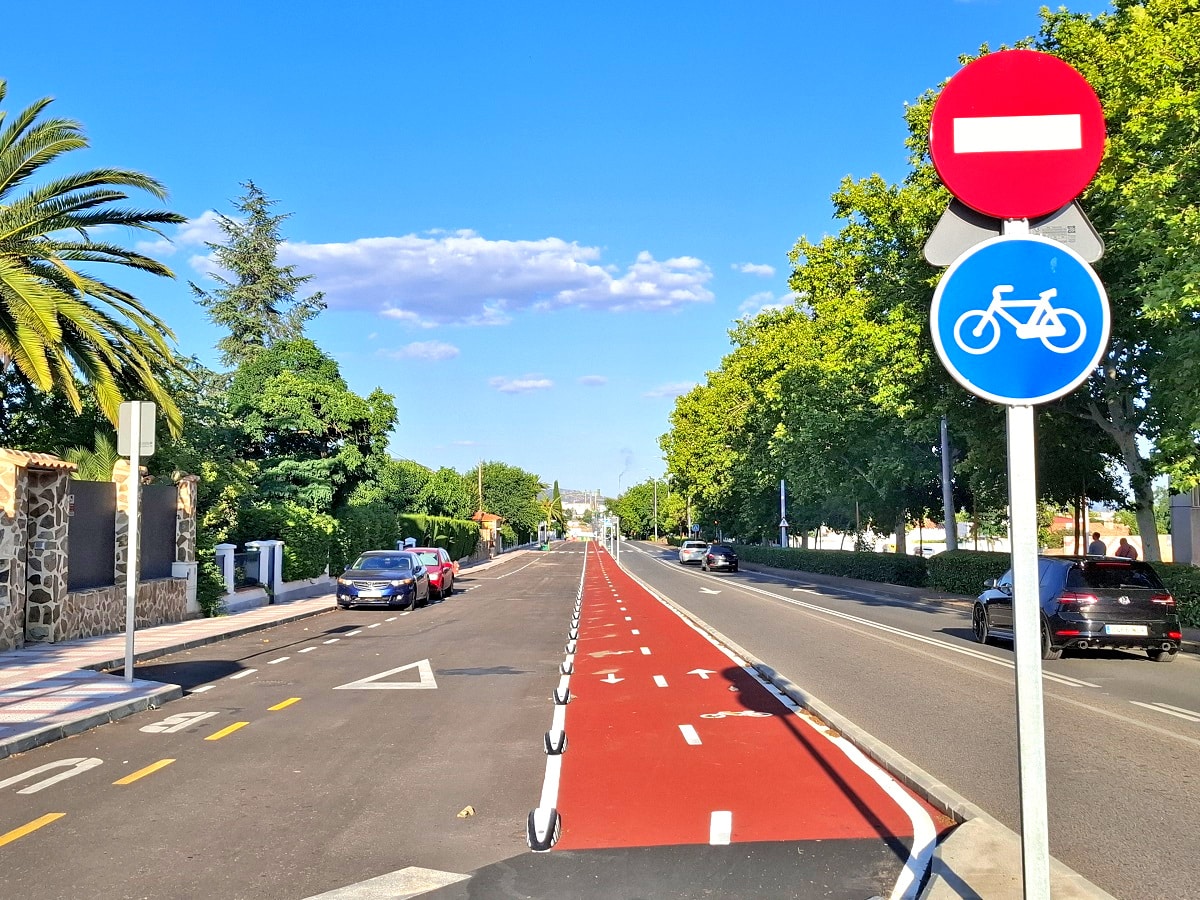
1055, 629, 1082, 636
1150, 593, 1175, 606
1168, 631, 1183, 640
1060, 591, 1099, 606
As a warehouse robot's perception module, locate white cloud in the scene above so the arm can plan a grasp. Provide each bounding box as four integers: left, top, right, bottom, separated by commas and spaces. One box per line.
643, 381, 696, 399
177, 220, 714, 326
137, 210, 225, 257
489, 375, 554, 394
738, 291, 797, 317
381, 340, 461, 361
578, 375, 607, 387
733, 262, 776, 277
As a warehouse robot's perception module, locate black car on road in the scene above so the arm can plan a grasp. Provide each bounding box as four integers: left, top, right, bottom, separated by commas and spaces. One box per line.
702, 544, 739, 573
973, 556, 1182, 662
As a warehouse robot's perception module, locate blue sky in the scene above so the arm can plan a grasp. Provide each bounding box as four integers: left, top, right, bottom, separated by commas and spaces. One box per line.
4, 1, 1110, 497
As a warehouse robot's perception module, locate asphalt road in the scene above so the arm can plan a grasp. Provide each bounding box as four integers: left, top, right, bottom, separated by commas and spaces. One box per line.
0, 551, 582, 900
618, 540, 1200, 899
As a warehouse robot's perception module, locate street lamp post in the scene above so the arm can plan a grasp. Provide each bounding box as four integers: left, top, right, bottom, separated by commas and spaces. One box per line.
653, 478, 659, 542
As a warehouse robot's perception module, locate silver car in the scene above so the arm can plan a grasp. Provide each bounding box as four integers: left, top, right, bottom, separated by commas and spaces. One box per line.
678, 540, 708, 565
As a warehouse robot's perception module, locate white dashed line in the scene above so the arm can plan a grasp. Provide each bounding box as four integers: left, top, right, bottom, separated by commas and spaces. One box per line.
346, 629, 362, 636
385, 617, 398, 622
709, 811, 732, 845
631, 629, 640, 635
640, 647, 651, 655
230, 669, 256, 680
299, 647, 317, 653
1131, 701, 1200, 723
653, 675, 668, 688
323, 639, 340, 645
679, 724, 702, 745
191, 685, 215, 693
368, 623, 382, 629
268, 657, 289, 665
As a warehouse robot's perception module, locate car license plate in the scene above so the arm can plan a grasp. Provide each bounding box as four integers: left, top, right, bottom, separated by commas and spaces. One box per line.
357, 589, 382, 598
1104, 624, 1147, 636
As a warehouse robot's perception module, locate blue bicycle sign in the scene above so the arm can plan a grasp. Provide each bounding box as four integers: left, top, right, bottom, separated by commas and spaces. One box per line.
954, 285, 1086, 355
931, 235, 1109, 405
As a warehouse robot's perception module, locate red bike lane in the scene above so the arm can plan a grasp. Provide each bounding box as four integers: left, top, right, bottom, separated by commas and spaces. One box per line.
538, 543, 952, 896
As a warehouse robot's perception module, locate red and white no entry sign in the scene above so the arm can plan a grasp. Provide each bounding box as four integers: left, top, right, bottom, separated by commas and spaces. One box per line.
929, 49, 1105, 220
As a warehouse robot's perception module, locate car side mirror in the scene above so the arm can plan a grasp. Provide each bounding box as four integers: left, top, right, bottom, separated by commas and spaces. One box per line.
1000, 582, 1013, 596
984, 578, 998, 590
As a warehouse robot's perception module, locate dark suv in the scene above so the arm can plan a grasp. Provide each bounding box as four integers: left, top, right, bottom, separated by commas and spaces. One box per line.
973, 556, 1182, 662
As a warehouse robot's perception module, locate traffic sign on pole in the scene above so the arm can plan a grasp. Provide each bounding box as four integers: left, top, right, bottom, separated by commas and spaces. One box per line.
930, 234, 1109, 405
929, 50, 1105, 219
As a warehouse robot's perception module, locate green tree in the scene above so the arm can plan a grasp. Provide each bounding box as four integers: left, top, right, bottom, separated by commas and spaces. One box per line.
0, 79, 187, 433
227, 338, 396, 513
62, 429, 118, 481
191, 181, 325, 368
472, 460, 544, 543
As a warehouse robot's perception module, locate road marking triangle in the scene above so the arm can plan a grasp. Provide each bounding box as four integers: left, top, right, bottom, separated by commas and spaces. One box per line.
333, 659, 438, 690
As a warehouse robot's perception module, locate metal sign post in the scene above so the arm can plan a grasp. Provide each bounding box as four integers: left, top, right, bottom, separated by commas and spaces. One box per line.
779, 480, 788, 547
926, 50, 1109, 897
117, 401, 156, 684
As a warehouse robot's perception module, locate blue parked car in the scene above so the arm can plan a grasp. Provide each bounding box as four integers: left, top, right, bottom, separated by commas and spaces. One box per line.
336, 551, 430, 610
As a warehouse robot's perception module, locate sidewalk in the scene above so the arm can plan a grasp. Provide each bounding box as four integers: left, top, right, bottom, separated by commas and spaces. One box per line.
0, 551, 530, 760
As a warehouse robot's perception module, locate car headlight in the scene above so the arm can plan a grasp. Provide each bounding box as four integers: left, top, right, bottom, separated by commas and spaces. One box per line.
390, 578, 415, 587
337, 577, 350, 585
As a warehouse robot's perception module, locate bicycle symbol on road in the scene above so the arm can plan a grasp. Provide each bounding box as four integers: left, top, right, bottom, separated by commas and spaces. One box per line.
953, 285, 1087, 356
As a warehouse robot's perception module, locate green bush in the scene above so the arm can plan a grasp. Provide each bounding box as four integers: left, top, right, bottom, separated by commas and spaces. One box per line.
1150, 562, 1200, 628
233, 501, 337, 580
926, 550, 1012, 596
732, 545, 928, 587
395, 513, 479, 561
195, 531, 228, 617
329, 504, 480, 572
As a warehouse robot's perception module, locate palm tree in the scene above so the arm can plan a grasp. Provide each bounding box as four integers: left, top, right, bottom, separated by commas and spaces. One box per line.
0, 79, 187, 434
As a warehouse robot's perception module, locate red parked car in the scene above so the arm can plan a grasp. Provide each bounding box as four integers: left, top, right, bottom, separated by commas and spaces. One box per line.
412, 547, 457, 599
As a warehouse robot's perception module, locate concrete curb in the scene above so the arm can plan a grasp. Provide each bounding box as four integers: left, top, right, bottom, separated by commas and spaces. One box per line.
617, 555, 1117, 898
1, 681, 181, 759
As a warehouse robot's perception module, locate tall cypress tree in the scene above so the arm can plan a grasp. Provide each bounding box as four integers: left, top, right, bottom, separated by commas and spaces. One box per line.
191, 181, 326, 367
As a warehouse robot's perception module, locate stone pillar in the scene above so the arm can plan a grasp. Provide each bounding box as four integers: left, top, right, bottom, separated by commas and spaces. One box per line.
22, 469, 72, 642
112, 459, 144, 586
215, 543, 237, 595
175, 474, 199, 564
0, 459, 27, 650
1170, 490, 1200, 565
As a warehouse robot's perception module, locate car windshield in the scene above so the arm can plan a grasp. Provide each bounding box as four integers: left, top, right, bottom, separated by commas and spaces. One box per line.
684, 542, 706, 549
415, 552, 440, 565
1069, 561, 1163, 590
352, 555, 411, 571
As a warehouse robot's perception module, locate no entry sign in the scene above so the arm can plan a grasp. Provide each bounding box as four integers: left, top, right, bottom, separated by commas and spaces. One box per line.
930, 50, 1105, 219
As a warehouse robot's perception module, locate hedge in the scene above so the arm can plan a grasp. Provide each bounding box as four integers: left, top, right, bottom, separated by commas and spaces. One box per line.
233, 502, 338, 581
1150, 562, 1200, 628
330, 502, 479, 572
732, 545, 928, 587
925, 550, 1012, 596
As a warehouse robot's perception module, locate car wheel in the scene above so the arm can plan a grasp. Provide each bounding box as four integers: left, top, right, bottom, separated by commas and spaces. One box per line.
1147, 647, 1178, 663
731, 564, 738, 573
443, 580, 453, 597
972, 604, 991, 645
702, 560, 709, 572
1040, 621, 1063, 661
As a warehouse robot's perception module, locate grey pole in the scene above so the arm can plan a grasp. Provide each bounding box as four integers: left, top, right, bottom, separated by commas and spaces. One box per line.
1003, 217, 1051, 900
124, 406, 142, 683
653, 479, 658, 542
942, 415, 959, 551
779, 479, 788, 547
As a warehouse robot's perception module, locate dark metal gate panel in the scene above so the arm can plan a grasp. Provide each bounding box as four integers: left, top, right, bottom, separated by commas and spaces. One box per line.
140, 484, 177, 580
67, 481, 117, 591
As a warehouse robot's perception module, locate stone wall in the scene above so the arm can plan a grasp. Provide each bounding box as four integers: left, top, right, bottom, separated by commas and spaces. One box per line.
22, 469, 72, 643
56, 577, 187, 641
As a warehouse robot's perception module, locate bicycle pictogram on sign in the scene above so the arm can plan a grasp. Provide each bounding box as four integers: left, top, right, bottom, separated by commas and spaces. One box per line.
953, 285, 1086, 356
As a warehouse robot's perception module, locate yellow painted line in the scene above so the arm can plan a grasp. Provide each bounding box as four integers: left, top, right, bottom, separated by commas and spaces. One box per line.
205, 721, 250, 741
113, 758, 176, 785
0, 813, 65, 847
268, 697, 301, 711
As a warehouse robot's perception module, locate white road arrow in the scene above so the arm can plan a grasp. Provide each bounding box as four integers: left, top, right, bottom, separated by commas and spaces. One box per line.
688, 668, 717, 680
699, 588, 721, 595
600, 673, 624, 684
